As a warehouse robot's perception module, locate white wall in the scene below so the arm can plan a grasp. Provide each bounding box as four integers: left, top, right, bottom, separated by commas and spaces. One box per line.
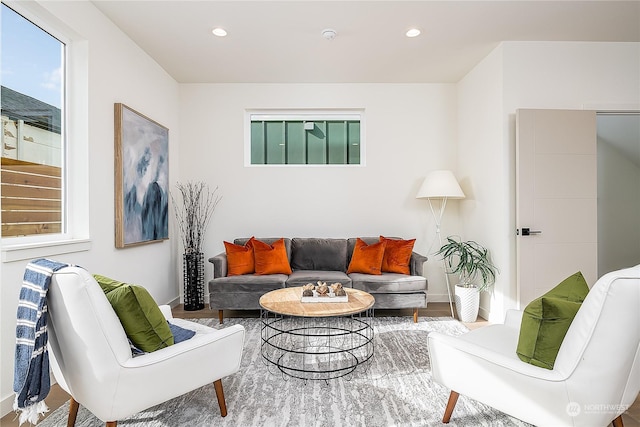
457, 46, 508, 322
178, 83, 460, 302
458, 41, 640, 322
503, 42, 640, 111
0, 1, 180, 416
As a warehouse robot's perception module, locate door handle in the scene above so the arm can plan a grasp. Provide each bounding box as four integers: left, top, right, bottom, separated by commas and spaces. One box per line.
518, 227, 542, 236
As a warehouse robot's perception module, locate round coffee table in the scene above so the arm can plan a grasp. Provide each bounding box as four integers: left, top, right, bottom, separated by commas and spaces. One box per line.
259, 287, 375, 381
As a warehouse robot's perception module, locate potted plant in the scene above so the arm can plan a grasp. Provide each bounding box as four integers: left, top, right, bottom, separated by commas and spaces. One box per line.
436, 236, 498, 322
171, 181, 221, 310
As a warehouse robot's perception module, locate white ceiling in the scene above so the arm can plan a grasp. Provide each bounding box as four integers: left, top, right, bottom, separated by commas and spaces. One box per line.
91, 0, 640, 84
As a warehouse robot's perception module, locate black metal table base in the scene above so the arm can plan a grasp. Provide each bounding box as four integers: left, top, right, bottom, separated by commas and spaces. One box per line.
260, 308, 374, 381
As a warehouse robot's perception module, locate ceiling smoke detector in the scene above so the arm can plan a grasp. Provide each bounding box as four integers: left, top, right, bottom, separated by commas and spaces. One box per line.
322, 28, 337, 41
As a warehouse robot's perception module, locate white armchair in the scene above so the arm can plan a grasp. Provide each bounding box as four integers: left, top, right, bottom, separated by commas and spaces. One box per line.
428, 265, 640, 427
46, 266, 245, 427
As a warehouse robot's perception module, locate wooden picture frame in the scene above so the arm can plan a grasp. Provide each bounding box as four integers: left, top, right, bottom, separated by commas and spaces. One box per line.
114, 103, 169, 248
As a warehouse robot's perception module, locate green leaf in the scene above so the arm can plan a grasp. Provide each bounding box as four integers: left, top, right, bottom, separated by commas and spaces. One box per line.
435, 235, 499, 292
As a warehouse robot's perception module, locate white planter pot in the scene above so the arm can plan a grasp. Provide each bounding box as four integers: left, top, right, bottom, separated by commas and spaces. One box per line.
454, 284, 480, 322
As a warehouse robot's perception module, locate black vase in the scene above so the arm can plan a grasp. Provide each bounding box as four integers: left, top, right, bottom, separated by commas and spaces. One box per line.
183, 252, 205, 311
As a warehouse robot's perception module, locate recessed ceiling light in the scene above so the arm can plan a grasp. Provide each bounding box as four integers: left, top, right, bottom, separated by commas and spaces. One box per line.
406, 28, 421, 38
212, 28, 227, 37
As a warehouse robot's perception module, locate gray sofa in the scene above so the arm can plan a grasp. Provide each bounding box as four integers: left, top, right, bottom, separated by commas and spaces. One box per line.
208, 237, 428, 323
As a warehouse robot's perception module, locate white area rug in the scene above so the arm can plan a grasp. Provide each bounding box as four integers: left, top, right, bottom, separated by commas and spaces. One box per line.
37, 317, 530, 427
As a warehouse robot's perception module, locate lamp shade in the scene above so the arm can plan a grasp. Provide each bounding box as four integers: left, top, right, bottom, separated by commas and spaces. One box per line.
416, 170, 465, 199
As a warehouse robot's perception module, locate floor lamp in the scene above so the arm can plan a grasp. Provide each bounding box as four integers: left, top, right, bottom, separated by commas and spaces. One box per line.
416, 170, 465, 318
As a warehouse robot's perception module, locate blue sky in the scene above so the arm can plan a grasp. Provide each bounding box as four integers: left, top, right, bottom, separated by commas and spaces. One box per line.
1, 3, 63, 108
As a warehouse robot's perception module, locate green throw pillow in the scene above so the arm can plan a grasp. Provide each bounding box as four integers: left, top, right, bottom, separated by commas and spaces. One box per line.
94, 274, 174, 352
516, 271, 589, 369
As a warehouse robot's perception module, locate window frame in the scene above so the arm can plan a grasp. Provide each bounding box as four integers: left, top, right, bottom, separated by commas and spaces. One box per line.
244, 109, 366, 167
1, 0, 90, 261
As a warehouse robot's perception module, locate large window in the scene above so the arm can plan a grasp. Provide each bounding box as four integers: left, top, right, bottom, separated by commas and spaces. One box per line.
246, 111, 364, 166
1, 3, 65, 238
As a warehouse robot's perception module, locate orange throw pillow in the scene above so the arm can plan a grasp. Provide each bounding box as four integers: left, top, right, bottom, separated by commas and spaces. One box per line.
253, 238, 292, 275
347, 238, 387, 275
224, 237, 255, 276
380, 236, 416, 275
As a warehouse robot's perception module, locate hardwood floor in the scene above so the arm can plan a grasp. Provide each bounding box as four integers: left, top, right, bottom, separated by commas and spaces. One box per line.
2, 302, 638, 427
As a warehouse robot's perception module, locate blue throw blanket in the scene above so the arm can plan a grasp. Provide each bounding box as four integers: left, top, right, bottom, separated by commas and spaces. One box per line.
13, 259, 72, 425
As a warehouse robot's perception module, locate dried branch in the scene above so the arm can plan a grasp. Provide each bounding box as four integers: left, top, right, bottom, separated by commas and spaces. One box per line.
170, 181, 221, 253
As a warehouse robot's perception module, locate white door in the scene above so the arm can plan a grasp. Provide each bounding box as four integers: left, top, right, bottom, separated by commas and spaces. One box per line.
516, 109, 598, 308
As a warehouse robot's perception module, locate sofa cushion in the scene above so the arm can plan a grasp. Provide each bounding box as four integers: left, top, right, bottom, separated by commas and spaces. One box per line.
291, 238, 348, 272
347, 238, 386, 275
254, 238, 293, 275
209, 274, 288, 293
516, 271, 590, 369
93, 274, 174, 353
224, 237, 255, 276
369, 293, 427, 309
286, 270, 352, 288
380, 236, 415, 275
350, 273, 427, 294
209, 291, 267, 310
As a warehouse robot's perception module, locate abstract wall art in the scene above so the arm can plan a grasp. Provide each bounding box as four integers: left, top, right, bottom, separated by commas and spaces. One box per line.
114, 103, 169, 248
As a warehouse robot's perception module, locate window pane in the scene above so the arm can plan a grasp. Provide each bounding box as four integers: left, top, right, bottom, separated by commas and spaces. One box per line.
307, 121, 326, 164
327, 121, 347, 164
1, 3, 65, 237
348, 121, 360, 164
250, 121, 265, 164
265, 121, 285, 164
286, 121, 305, 164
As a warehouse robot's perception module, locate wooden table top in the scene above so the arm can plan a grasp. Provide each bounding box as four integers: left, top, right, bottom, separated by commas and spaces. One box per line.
259, 287, 375, 317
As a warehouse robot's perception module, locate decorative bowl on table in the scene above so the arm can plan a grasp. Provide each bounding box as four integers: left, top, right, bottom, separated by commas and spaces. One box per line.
300, 282, 348, 302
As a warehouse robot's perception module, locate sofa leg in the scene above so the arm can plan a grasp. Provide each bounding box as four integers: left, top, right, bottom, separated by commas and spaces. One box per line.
413, 308, 419, 323
443, 391, 459, 423
612, 415, 624, 427
218, 310, 224, 324
214, 379, 228, 417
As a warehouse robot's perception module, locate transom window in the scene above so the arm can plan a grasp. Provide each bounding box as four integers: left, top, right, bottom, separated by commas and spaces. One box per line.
246, 111, 364, 166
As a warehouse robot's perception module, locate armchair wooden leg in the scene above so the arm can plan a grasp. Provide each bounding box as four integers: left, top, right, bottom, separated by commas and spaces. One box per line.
214, 379, 228, 417
105, 422, 117, 427
218, 310, 224, 324
67, 397, 79, 427
612, 415, 624, 427
413, 308, 419, 323
443, 391, 459, 423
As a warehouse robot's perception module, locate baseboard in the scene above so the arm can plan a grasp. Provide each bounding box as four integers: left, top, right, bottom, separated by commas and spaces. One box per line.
427, 293, 453, 303
1, 393, 13, 418
166, 296, 180, 308
166, 294, 209, 308
478, 305, 490, 321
